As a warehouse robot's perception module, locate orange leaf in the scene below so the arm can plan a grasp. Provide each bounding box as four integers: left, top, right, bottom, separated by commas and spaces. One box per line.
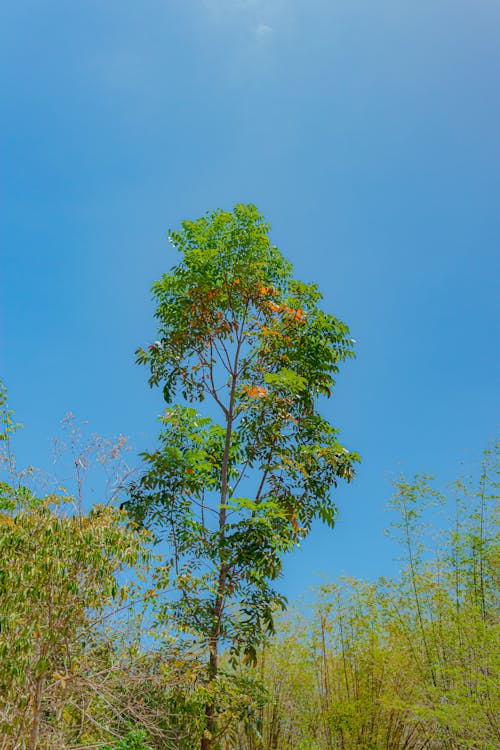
246, 385, 267, 398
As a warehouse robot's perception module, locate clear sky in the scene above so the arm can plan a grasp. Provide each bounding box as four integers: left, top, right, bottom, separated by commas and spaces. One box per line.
1, 0, 499, 598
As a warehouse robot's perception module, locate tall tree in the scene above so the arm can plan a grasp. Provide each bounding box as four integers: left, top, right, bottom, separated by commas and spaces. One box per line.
127, 203, 358, 749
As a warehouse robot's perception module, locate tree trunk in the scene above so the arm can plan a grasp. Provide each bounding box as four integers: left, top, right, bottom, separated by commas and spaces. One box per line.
201, 359, 239, 750
28, 676, 43, 750
201, 637, 219, 750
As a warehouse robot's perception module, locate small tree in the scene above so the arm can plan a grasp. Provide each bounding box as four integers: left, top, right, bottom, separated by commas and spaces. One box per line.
0, 382, 159, 749
127, 203, 358, 749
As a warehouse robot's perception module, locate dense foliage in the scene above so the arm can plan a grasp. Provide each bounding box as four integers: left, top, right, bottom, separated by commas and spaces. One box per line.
0, 378, 498, 748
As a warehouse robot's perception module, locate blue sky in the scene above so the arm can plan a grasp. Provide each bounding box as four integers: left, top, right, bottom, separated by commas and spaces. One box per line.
1, 0, 499, 597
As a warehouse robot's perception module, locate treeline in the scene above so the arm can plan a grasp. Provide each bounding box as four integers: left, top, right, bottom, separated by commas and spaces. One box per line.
0, 381, 498, 749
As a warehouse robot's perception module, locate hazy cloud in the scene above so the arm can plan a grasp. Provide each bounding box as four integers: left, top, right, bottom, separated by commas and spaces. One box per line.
200, 0, 293, 40
254, 23, 274, 41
